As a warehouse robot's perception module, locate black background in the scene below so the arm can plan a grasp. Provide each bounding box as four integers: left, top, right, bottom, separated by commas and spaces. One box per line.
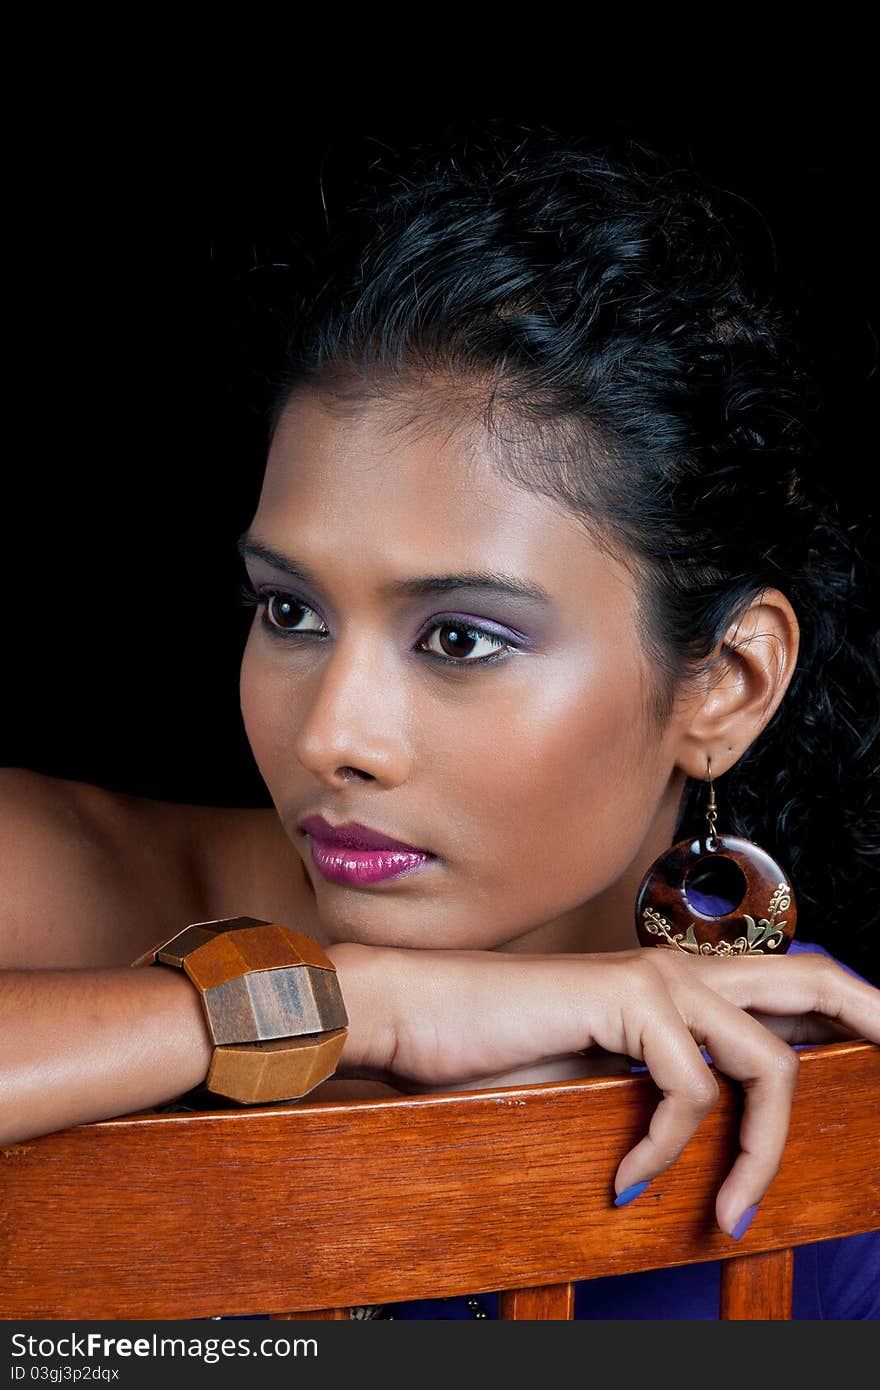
5, 94, 876, 809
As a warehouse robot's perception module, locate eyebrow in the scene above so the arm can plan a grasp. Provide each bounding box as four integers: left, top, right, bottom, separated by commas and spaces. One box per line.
237, 531, 553, 605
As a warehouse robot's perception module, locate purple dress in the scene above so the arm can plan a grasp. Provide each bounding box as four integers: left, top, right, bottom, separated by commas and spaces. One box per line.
217, 938, 879, 1321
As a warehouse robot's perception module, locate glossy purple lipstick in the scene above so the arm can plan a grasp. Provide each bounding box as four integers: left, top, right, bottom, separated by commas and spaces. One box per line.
298, 814, 437, 886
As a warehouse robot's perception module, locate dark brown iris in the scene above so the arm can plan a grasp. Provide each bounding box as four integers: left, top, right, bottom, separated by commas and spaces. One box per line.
436, 624, 480, 659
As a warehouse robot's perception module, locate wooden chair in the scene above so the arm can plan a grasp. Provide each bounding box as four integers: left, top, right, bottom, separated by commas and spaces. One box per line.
1, 1038, 877, 1320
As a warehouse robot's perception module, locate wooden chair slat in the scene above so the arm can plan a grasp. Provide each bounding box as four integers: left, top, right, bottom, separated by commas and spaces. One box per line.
270, 1308, 349, 1320
719, 1247, 795, 1320
499, 1283, 575, 1319
1, 1041, 876, 1320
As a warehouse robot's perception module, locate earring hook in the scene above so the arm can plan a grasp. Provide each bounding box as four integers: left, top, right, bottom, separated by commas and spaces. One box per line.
705, 754, 719, 851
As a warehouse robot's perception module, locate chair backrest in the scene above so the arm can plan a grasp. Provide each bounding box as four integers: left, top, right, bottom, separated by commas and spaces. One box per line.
1, 1038, 878, 1320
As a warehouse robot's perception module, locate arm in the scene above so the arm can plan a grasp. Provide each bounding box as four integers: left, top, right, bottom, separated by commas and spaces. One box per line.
0, 952, 391, 1147
5, 767, 879, 1236
0, 964, 213, 1145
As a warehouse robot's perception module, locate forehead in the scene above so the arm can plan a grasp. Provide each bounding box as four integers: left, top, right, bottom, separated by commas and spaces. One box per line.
255, 388, 635, 609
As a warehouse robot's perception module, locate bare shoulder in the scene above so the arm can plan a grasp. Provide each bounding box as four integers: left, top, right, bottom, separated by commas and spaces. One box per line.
0, 767, 194, 968
0, 768, 321, 970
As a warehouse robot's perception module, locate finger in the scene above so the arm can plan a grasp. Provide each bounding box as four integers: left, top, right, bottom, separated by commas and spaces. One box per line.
671, 979, 801, 1237
611, 976, 721, 1199
748, 1010, 862, 1045
682, 953, 880, 1044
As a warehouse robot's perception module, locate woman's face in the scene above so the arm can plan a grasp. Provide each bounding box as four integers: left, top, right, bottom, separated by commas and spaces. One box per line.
239, 385, 689, 953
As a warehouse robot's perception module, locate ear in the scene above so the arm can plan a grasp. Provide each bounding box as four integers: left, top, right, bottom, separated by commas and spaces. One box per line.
672, 587, 801, 781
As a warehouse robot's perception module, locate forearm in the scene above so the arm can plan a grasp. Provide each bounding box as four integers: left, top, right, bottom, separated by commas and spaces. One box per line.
0, 965, 215, 1144
0, 944, 395, 1144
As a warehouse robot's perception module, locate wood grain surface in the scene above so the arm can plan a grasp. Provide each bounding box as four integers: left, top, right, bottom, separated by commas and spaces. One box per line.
1, 1039, 877, 1319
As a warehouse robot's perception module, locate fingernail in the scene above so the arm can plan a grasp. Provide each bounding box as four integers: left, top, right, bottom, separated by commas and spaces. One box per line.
730, 1202, 760, 1241
614, 1180, 651, 1207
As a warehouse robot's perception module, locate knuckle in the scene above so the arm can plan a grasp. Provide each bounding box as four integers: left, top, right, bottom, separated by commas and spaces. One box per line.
690, 1072, 721, 1111
813, 962, 845, 1019
786, 951, 843, 1019
633, 948, 660, 970
773, 1042, 801, 1087
811, 952, 836, 976
801, 951, 836, 987
637, 946, 678, 977
629, 954, 663, 994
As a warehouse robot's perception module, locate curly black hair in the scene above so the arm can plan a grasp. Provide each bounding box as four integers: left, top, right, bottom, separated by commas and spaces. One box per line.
259, 119, 879, 985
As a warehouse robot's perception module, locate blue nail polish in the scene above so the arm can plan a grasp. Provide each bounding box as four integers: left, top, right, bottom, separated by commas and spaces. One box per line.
614, 1180, 651, 1207
730, 1203, 760, 1240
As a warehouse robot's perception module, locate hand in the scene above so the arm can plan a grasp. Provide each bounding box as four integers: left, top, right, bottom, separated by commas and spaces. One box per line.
330, 942, 880, 1237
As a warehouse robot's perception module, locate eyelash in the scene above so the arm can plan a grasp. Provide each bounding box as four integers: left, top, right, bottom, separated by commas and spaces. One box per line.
238, 581, 517, 668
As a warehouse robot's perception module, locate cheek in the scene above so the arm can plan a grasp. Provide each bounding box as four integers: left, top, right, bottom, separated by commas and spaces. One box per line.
239, 639, 290, 782
458, 652, 658, 901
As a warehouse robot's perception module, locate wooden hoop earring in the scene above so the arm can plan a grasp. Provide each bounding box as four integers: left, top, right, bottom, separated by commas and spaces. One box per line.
634, 755, 798, 957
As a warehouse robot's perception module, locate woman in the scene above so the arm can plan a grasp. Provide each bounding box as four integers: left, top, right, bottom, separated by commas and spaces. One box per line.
2, 122, 878, 1319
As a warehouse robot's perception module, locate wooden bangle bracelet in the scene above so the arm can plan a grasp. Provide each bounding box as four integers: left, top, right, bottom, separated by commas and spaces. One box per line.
131, 916, 349, 1103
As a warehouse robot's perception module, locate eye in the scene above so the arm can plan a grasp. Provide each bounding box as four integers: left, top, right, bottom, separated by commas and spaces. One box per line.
264, 591, 326, 635
239, 581, 327, 635
417, 619, 511, 665
239, 581, 516, 666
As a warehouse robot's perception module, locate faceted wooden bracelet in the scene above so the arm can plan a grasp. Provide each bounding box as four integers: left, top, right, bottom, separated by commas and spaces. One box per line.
131, 916, 348, 1104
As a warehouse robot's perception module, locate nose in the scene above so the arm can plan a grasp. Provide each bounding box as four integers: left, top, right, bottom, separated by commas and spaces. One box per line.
292, 630, 413, 787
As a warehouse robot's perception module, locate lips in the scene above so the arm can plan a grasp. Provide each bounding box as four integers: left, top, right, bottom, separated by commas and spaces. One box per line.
297, 813, 434, 856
